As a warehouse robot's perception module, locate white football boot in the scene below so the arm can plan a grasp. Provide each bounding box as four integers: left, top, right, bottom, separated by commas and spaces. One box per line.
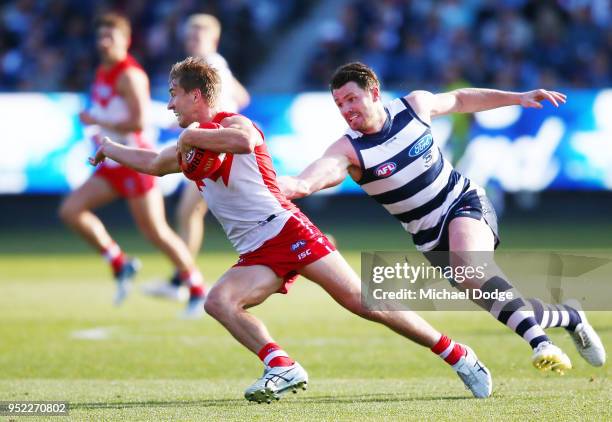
532, 342, 572, 374
564, 300, 606, 367
180, 296, 205, 319
141, 281, 189, 302
451, 345, 492, 398
244, 362, 308, 403
113, 258, 141, 306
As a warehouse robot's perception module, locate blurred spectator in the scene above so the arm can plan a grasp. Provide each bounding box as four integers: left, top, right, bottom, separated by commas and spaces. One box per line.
303, 0, 612, 90
0, 0, 312, 92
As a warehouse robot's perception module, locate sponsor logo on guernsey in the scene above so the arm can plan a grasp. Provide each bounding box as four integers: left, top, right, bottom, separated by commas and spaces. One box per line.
408, 133, 433, 157
375, 162, 397, 178
291, 240, 307, 251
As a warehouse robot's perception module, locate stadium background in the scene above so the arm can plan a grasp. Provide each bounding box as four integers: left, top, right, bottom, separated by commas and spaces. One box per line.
1, 0, 611, 420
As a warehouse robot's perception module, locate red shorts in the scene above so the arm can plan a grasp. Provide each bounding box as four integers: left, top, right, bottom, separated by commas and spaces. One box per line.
233, 212, 336, 294
94, 163, 156, 198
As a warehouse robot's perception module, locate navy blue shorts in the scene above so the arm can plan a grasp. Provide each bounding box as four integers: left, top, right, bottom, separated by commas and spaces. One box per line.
423, 189, 499, 269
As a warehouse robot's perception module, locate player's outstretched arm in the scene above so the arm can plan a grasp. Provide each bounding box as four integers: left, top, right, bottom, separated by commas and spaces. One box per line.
89, 137, 180, 176
278, 138, 351, 199
406, 88, 567, 122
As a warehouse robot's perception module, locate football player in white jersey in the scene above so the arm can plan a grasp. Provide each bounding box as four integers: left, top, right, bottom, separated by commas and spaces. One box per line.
143, 14, 251, 302
58, 13, 205, 314
178, 13, 250, 256
89, 57, 494, 401
279, 62, 605, 373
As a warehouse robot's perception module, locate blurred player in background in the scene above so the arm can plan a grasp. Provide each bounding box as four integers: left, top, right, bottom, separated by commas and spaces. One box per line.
279, 62, 606, 373
89, 57, 494, 401
143, 13, 250, 302
58, 13, 205, 316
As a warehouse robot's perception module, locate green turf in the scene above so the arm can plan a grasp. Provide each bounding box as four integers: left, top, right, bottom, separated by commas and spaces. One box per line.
4, 216, 612, 255
1, 222, 611, 420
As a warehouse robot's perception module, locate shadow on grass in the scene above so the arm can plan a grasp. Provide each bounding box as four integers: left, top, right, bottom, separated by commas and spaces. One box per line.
72, 399, 244, 410
72, 393, 472, 410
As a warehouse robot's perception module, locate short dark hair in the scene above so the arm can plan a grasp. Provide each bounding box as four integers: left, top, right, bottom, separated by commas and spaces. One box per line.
94, 13, 131, 39
330, 62, 380, 91
169, 56, 220, 106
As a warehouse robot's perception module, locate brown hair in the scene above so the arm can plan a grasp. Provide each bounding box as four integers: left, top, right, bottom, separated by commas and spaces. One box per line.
169, 56, 220, 105
94, 12, 131, 39
330, 62, 380, 92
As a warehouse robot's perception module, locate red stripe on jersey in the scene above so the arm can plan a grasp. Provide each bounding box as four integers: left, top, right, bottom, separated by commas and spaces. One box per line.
212, 111, 238, 124
253, 143, 298, 213
212, 111, 297, 212
92, 54, 144, 107
212, 111, 265, 140
209, 153, 234, 186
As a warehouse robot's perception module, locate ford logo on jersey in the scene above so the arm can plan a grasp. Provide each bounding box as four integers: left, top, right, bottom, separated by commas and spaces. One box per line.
408, 133, 433, 157
291, 240, 307, 251
375, 162, 397, 178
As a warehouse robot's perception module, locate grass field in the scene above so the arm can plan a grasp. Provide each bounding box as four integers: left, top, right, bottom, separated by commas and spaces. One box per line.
1, 219, 611, 421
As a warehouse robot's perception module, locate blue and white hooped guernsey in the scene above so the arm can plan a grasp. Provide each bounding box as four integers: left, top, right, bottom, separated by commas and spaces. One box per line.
346, 97, 474, 251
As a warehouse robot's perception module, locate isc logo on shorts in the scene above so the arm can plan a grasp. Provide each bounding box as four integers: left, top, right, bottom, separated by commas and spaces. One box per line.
124, 178, 135, 194
297, 249, 312, 260
290, 240, 307, 251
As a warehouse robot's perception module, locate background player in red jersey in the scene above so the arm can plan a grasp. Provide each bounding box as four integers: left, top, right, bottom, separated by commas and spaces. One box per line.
89, 57, 493, 401
58, 13, 205, 315
143, 13, 251, 302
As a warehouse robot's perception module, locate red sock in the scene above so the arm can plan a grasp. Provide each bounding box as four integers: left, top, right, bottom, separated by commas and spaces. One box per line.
258, 342, 294, 368
189, 285, 205, 298
101, 242, 125, 274
179, 269, 205, 298
431, 335, 466, 366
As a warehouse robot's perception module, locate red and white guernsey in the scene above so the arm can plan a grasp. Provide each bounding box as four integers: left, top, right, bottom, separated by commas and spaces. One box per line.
89, 54, 150, 154
197, 112, 299, 254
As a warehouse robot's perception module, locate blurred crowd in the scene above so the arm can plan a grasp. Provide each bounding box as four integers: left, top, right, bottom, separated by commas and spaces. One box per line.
303, 0, 612, 91
2, 0, 610, 93
0, 0, 310, 92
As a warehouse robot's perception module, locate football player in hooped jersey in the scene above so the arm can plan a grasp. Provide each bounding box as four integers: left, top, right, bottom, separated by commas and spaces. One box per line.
279, 62, 606, 373
58, 13, 205, 315
89, 57, 494, 401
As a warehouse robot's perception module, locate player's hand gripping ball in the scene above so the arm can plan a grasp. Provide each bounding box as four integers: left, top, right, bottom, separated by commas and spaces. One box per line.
179, 122, 225, 180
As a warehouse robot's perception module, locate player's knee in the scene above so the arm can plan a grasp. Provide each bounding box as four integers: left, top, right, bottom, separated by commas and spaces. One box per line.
141, 224, 170, 245
58, 198, 80, 223
343, 297, 369, 318
344, 298, 385, 322
203, 288, 234, 320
